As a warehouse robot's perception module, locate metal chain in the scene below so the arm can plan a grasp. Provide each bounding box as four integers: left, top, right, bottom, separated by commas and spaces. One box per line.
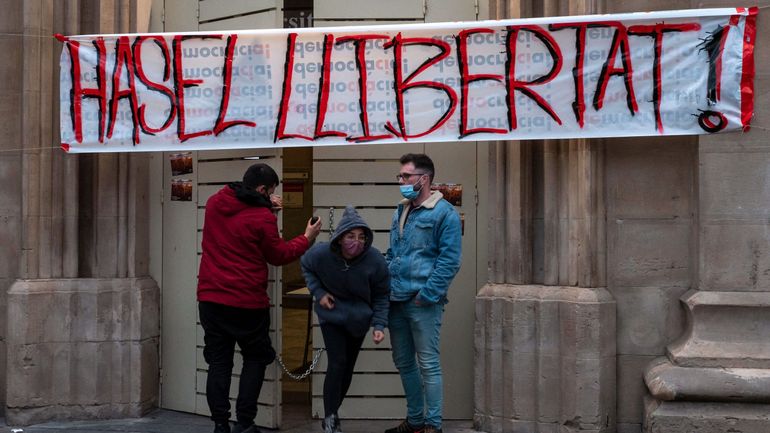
328, 207, 335, 240
275, 206, 335, 381
275, 348, 325, 381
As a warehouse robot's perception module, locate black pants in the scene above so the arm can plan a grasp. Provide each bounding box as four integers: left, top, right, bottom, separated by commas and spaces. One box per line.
199, 301, 276, 425
320, 323, 366, 417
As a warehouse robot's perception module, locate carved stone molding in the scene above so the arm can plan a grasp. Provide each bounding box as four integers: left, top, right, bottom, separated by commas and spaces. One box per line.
646, 358, 770, 403
666, 290, 770, 369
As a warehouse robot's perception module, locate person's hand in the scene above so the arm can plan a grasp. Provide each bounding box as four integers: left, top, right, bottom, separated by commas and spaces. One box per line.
372, 330, 385, 345
319, 293, 335, 310
304, 216, 322, 242
270, 194, 283, 212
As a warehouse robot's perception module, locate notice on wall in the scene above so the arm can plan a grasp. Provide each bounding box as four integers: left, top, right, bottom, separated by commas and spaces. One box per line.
170, 151, 193, 175
57, 7, 757, 153
170, 179, 192, 201
282, 181, 305, 208
432, 183, 463, 206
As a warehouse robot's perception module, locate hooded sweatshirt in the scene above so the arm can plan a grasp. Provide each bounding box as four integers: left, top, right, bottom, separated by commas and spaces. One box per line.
301, 206, 390, 336
197, 183, 310, 309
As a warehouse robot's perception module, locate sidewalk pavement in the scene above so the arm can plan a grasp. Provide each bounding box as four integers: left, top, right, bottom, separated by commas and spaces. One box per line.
1, 408, 482, 433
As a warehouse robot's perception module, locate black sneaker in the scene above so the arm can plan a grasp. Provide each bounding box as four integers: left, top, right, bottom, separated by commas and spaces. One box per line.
322, 413, 341, 433
384, 419, 424, 433
423, 426, 442, 433
232, 422, 260, 433
213, 422, 231, 433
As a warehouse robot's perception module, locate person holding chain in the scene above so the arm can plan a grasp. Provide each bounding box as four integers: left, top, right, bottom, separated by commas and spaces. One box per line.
198, 163, 322, 433
301, 205, 390, 433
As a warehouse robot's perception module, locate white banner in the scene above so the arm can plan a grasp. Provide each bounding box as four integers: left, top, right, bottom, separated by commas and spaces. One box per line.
58, 7, 758, 153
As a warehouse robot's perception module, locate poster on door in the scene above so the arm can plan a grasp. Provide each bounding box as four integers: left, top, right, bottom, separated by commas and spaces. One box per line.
57, 7, 757, 153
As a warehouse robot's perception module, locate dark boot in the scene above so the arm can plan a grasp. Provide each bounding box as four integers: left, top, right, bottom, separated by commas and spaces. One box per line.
232, 422, 260, 433
213, 422, 231, 433
322, 413, 340, 433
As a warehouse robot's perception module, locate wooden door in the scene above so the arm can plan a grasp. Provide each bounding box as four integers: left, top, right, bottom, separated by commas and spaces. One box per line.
157, 1, 285, 429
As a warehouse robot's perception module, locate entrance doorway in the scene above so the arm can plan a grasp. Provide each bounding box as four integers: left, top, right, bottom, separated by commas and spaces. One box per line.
159, 148, 285, 428
280, 147, 316, 418
152, 0, 487, 428
310, 142, 485, 419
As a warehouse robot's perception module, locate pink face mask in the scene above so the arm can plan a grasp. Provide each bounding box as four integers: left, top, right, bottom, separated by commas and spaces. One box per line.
341, 238, 365, 257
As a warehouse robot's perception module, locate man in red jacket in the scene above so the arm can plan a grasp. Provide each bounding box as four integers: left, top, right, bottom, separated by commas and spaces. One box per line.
197, 163, 321, 433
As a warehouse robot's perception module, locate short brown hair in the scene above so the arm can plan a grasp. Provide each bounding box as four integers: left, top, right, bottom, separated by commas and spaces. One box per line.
399, 153, 434, 182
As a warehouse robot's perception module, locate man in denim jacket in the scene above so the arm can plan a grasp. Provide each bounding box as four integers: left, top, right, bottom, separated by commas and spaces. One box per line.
384, 154, 462, 433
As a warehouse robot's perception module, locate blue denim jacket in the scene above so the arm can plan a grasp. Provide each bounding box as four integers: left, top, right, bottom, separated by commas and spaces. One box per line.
385, 191, 462, 305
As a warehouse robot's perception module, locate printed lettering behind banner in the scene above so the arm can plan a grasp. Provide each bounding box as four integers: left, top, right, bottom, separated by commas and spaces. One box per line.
57, 7, 758, 153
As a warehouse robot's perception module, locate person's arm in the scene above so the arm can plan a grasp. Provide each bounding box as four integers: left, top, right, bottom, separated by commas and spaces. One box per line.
261, 215, 320, 266
300, 252, 329, 302
416, 209, 462, 305
369, 253, 391, 331
384, 209, 398, 265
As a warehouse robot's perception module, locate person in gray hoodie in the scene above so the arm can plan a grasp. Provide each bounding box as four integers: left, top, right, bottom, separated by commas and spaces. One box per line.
301, 206, 390, 433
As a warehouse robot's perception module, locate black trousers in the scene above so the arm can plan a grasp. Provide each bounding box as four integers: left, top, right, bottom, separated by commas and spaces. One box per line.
199, 301, 276, 425
320, 323, 366, 417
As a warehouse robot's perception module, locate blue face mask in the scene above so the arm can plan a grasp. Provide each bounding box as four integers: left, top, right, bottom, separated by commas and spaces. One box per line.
400, 184, 419, 200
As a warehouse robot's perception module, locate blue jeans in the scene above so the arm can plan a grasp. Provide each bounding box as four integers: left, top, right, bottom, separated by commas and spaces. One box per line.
389, 301, 444, 428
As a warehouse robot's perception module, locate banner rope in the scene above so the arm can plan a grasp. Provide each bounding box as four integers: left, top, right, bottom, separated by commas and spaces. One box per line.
0, 146, 64, 153
4, 125, 770, 154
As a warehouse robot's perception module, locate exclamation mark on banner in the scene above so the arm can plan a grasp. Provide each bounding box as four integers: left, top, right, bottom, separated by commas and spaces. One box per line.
696, 23, 731, 132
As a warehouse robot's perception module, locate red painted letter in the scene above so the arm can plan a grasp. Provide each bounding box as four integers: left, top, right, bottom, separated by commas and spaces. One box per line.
67, 38, 108, 143
132, 36, 177, 134
214, 34, 256, 135
457, 28, 506, 137
549, 23, 589, 128
384, 33, 458, 140
505, 25, 563, 130
628, 22, 700, 132
107, 36, 142, 144
313, 34, 346, 139
172, 35, 221, 142
274, 33, 313, 142
336, 34, 393, 143
593, 22, 638, 117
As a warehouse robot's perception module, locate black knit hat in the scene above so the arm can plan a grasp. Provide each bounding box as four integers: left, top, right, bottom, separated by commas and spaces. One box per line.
243, 163, 279, 189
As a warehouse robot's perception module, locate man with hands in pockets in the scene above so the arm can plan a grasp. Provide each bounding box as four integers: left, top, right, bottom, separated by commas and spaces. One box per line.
384, 154, 462, 433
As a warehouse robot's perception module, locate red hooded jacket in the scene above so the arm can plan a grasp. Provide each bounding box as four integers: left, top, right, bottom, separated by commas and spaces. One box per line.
197, 185, 310, 309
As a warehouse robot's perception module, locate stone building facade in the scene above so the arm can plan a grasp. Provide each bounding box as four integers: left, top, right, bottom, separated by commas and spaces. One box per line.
1, 0, 159, 425
474, 1, 770, 432
1, 0, 769, 432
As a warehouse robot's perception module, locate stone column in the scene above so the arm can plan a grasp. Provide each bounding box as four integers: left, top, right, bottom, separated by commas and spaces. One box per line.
5, 0, 159, 425
475, 3, 615, 432
642, 4, 770, 430
0, 0, 26, 415
476, 138, 615, 432
542, 139, 606, 287
488, 140, 533, 284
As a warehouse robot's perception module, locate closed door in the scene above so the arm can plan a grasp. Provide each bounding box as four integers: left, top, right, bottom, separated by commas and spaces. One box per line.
157, 0, 285, 429
161, 147, 285, 428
